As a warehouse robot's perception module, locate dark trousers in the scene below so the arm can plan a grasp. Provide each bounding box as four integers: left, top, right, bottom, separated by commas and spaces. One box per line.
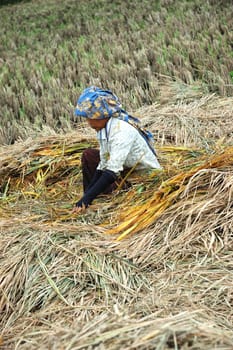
81, 148, 100, 192
81, 148, 131, 193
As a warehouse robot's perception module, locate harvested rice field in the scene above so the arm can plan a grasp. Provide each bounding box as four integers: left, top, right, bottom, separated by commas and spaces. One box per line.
1, 0, 233, 349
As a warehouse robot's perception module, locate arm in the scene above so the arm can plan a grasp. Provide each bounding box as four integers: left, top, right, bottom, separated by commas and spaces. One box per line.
85, 169, 103, 192
74, 169, 117, 210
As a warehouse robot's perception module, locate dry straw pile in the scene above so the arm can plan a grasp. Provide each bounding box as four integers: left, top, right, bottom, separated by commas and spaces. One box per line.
1, 93, 233, 349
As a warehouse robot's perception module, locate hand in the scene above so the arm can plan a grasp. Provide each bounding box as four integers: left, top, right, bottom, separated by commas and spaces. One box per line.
72, 204, 86, 215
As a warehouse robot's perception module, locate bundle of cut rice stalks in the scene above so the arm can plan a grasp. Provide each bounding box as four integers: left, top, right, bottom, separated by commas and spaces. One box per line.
1, 129, 232, 239
137, 94, 233, 148
0, 130, 206, 228
0, 132, 99, 224
0, 132, 96, 183
107, 146, 233, 241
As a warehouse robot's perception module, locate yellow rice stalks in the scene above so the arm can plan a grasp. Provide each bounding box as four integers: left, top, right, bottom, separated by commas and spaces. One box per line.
107, 146, 233, 240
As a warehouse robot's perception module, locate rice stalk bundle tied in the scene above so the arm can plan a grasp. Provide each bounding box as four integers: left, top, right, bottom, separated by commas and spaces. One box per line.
107, 146, 233, 240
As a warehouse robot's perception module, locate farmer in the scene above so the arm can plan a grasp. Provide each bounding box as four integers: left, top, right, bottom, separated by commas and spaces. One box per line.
72, 86, 162, 213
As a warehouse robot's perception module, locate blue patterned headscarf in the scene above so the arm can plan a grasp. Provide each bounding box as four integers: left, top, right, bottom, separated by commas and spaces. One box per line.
74, 86, 156, 154
74, 86, 122, 119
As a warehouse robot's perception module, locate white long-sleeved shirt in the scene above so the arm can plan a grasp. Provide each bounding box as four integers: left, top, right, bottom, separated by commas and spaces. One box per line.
96, 117, 161, 175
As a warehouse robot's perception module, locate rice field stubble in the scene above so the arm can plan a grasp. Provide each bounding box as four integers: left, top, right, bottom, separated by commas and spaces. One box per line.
0, 0, 233, 143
